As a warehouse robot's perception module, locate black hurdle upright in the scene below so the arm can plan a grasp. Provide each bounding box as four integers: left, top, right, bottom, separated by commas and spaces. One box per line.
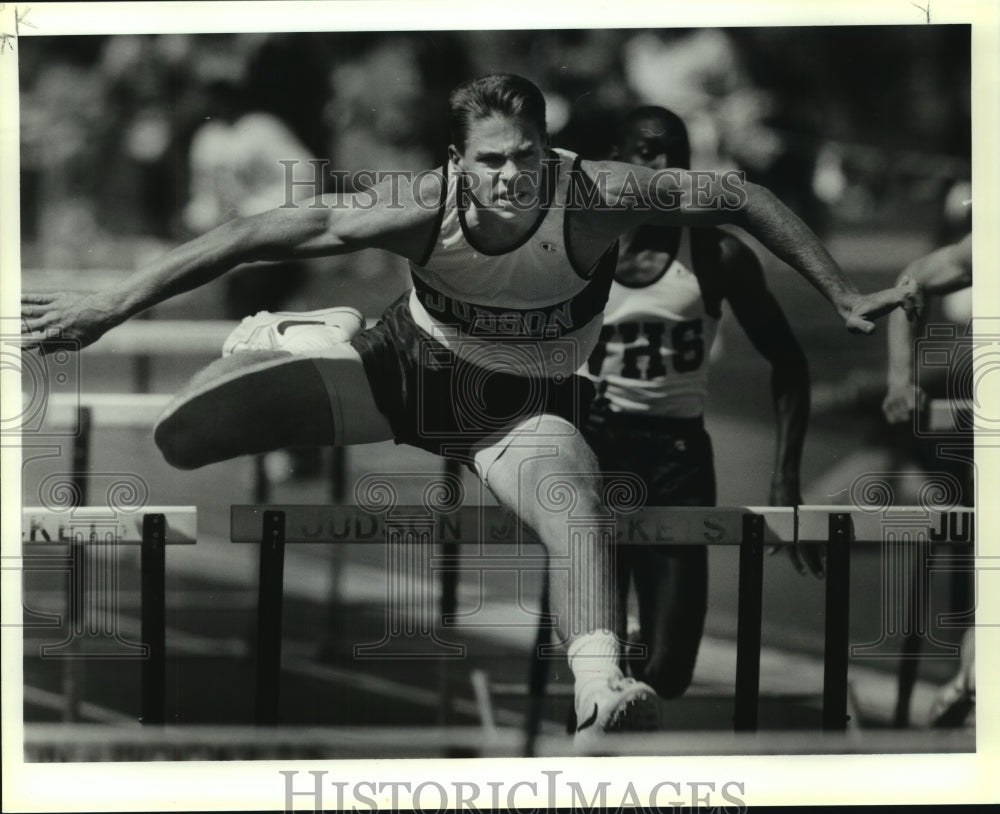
318, 448, 349, 660
437, 458, 463, 725
140, 513, 167, 725
62, 406, 93, 723
523, 569, 552, 757
823, 512, 853, 731
733, 512, 765, 731
255, 510, 287, 724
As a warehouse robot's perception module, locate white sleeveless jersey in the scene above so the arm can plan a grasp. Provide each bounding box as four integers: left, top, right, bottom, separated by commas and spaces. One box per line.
408, 148, 616, 378
584, 228, 720, 417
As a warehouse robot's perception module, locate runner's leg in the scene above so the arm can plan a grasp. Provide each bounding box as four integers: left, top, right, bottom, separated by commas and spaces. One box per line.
475, 416, 660, 740
633, 544, 708, 697
632, 429, 714, 697
153, 345, 393, 469
477, 416, 614, 640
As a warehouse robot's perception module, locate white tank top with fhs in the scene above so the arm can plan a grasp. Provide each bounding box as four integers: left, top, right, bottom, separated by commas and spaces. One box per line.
584, 227, 720, 418
407, 147, 618, 378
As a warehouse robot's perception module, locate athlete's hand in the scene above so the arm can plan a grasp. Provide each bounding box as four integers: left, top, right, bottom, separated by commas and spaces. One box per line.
21, 292, 118, 352
841, 275, 923, 334
882, 383, 928, 425
768, 478, 825, 578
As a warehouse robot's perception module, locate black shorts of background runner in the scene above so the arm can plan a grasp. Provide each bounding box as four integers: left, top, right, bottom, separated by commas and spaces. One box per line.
583, 410, 714, 699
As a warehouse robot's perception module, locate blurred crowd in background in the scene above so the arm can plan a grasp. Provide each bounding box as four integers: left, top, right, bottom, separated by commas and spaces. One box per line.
19, 27, 971, 314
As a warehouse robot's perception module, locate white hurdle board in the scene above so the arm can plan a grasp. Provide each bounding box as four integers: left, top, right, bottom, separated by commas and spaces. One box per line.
22, 506, 198, 545
230, 505, 796, 545
797, 506, 974, 544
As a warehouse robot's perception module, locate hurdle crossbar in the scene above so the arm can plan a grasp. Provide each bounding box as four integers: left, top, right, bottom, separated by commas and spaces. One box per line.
927, 398, 974, 433
230, 505, 797, 545
21, 507, 198, 725
23, 506, 197, 545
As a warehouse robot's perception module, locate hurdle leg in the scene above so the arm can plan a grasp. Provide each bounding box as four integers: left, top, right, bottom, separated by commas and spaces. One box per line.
734, 513, 764, 731
255, 511, 286, 725
318, 447, 348, 662
62, 406, 92, 722
894, 541, 925, 727
523, 569, 551, 756
437, 539, 459, 724
437, 458, 463, 725
140, 513, 166, 725
823, 512, 853, 731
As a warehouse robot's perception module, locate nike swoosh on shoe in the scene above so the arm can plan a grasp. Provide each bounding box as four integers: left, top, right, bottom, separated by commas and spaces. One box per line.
276, 319, 326, 335
575, 702, 599, 733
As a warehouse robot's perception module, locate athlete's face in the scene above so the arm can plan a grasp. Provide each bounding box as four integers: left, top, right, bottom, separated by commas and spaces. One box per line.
449, 114, 548, 217
618, 117, 676, 170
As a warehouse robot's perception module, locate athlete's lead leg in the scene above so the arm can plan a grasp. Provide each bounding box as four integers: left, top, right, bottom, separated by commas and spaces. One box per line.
476, 416, 661, 746
153, 345, 393, 469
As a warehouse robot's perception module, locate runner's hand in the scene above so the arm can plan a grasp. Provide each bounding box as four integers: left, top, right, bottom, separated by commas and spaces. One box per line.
842, 275, 923, 334
21, 292, 117, 352
882, 383, 928, 425
768, 478, 825, 578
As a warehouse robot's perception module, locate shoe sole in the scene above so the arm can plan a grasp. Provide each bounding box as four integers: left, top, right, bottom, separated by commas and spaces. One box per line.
605, 687, 661, 732
572, 684, 662, 753
154, 353, 330, 467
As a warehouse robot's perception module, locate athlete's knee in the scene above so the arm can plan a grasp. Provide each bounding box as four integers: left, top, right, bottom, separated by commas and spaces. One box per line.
521, 461, 603, 537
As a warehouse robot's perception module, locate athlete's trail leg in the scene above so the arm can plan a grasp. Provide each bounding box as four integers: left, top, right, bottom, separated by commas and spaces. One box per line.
153, 346, 392, 469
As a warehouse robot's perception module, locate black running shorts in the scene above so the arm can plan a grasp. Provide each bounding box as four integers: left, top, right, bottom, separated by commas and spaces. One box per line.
350, 292, 596, 464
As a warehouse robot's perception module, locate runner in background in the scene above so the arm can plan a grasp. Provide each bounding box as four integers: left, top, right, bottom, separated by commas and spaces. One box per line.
581, 106, 819, 709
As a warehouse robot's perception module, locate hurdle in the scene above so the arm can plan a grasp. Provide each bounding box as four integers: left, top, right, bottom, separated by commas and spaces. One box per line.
231, 504, 795, 737
798, 506, 975, 732
21, 506, 197, 725
231, 503, 976, 746
899, 398, 976, 726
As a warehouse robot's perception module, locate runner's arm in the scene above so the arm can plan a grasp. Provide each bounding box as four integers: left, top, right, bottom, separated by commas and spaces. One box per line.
720, 235, 810, 506
883, 234, 972, 424
21, 175, 441, 350
718, 235, 821, 576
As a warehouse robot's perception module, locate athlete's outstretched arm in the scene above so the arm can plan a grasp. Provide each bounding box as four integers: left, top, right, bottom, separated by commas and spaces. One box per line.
883, 233, 973, 424
21, 174, 442, 350
719, 235, 820, 577
581, 160, 922, 334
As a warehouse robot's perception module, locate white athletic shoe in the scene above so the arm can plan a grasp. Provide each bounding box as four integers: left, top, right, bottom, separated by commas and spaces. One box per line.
222, 307, 365, 356
572, 672, 661, 752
